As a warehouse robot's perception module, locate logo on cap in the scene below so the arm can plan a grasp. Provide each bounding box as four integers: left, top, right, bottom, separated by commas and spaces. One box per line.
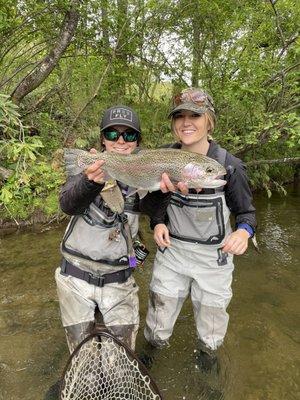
110, 108, 133, 122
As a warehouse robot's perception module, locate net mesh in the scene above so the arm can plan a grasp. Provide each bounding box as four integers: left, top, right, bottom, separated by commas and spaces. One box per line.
60, 331, 162, 400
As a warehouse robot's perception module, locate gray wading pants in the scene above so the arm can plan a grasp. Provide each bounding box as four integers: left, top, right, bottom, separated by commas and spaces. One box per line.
55, 268, 139, 353
144, 238, 234, 351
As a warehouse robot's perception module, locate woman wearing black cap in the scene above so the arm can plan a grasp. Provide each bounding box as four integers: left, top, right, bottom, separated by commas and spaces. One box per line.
140, 88, 256, 372
55, 105, 145, 353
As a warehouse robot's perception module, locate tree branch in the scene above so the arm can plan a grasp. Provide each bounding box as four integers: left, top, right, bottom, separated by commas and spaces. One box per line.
246, 157, 300, 166
263, 61, 300, 87
62, 60, 112, 146
268, 0, 285, 47
0, 43, 48, 90
10, 0, 80, 104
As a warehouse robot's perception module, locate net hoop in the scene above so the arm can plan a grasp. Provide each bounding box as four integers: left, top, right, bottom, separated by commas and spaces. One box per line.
59, 326, 163, 400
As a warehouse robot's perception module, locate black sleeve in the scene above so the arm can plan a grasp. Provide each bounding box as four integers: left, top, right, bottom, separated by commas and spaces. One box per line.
59, 173, 105, 215
139, 190, 171, 229
225, 154, 257, 231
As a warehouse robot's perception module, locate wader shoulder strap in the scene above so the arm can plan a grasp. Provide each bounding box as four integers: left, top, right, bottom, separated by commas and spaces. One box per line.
118, 212, 137, 268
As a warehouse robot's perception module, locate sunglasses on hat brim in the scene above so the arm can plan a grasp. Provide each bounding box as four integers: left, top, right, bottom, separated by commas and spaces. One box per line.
103, 129, 139, 143
173, 89, 215, 112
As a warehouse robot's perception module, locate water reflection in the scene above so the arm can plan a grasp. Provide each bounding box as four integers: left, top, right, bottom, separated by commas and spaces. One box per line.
0, 187, 299, 400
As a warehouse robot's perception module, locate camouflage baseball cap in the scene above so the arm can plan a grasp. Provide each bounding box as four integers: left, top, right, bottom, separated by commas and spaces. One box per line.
100, 105, 141, 134
169, 88, 215, 118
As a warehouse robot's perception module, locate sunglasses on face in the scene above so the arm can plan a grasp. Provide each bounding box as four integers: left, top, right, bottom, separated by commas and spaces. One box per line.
103, 129, 139, 142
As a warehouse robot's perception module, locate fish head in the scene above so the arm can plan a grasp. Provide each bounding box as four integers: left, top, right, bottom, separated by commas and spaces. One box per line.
182, 160, 227, 189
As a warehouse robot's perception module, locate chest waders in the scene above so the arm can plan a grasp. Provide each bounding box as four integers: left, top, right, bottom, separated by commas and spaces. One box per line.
144, 147, 234, 364
56, 196, 140, 353
61, 201, 139, 278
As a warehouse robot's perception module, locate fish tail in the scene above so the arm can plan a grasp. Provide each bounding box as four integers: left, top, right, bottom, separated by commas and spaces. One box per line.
251, 234, 260, 253
63, 148, 86, 176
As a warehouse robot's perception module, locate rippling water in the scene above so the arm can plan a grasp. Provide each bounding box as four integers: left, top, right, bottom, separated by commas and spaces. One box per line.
0, 186, 299, 400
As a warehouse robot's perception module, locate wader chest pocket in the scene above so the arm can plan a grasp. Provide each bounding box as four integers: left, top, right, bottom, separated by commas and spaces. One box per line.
168, 195, 226, 245
194, 209, 215, 222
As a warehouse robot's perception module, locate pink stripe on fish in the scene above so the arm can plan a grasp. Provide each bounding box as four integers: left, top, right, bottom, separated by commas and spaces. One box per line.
182, 163, 204, 180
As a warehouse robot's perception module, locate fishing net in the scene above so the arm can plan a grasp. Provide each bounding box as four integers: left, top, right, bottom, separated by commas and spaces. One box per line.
59, 328, 163, 400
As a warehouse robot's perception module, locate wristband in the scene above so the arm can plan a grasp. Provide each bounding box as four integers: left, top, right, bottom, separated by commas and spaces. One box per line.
237, 223, 254, 238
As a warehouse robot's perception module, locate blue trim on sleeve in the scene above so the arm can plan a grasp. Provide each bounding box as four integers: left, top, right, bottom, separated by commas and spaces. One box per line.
237, 223, 254, 238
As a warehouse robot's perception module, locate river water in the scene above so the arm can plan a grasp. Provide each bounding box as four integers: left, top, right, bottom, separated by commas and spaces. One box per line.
0, 187, 299, 400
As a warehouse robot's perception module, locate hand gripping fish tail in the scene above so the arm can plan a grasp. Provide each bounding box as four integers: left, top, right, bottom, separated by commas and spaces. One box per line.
251, 234, 260, 253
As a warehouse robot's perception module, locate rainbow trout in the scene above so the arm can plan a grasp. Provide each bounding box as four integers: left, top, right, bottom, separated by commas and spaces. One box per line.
64, 148, 227, 192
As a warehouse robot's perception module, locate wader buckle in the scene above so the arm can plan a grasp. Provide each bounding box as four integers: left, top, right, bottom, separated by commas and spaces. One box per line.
61, 259, 67, 274
119, 213, 128, 224
87, 272, 105, 287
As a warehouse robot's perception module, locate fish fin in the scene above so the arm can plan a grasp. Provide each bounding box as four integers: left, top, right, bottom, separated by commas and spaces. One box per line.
63, 148, 86, 176
133, 183, 161, 196
147, 183, 161, 192
251, 235, 260, 253
125, 187, 149, 199
102, 179, 117, 190
100, 180, 125, 214
126, 187, 139, 197
137, 189, 149, 199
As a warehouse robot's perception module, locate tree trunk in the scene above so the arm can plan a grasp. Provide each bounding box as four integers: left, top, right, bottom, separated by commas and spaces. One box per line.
101, 0, 110, 52
10, 0, 80, 104
191, 15, 201, 87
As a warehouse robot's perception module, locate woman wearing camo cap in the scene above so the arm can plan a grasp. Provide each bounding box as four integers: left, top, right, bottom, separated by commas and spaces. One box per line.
140, 88, 256, 372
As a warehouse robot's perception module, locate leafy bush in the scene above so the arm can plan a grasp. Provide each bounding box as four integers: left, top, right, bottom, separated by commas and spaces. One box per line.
0, 94, 64, 220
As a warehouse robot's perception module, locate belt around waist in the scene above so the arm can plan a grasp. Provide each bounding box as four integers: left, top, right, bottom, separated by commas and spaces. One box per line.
60, 259, 132, 287
169, 232, 223, 245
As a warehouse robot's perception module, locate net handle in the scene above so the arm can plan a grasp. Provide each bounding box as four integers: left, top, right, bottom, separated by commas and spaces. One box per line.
59, 325, 164, 400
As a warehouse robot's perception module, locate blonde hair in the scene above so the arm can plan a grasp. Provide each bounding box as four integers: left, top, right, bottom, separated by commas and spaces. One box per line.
206, 110, 216, 138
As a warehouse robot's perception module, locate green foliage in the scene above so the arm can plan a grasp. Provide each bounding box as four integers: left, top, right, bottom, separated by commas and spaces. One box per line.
0, 0, 300, 222
0, 159, 64, 220
0, 94, 22, 138
0, 93, 64, 220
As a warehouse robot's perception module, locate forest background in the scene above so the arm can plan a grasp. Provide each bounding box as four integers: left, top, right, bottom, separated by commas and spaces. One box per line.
0, 0, 299, 225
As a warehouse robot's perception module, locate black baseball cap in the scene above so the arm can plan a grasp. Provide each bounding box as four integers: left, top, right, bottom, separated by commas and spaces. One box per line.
100, 105, 141, 134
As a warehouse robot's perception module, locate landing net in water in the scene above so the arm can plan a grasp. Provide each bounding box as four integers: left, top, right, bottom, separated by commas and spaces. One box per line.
59, 329, 163, 400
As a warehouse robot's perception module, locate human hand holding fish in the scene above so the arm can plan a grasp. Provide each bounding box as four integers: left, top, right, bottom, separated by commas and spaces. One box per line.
84, 148, 106, 184
159, 172, 202, 195
64, 148, 226, 192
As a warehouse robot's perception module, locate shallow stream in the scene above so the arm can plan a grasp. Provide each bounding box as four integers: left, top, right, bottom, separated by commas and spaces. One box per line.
0, 187, 299, 400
